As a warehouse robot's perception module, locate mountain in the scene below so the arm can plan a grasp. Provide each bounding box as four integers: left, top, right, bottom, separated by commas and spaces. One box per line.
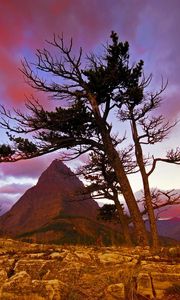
0, 159, 98, 234
145, 217, 180, 241
155, 217, 180, 241
0, 160, 122, 245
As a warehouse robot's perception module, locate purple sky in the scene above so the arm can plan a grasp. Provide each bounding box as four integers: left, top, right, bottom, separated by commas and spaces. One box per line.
0, 0, 179, 217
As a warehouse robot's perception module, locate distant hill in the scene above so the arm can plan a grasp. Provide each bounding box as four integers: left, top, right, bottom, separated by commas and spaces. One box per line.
156, 217, 180, 241
0, 160, 123, 245
145, 217, 180, 241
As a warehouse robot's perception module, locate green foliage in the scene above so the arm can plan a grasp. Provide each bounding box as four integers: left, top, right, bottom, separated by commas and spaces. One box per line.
17, 138, 37, 154
98, 204, 120, 223
38, 100, 97, 142
84, 31, 143, 107
8, 137, 37, 155
0, 144, 14, 157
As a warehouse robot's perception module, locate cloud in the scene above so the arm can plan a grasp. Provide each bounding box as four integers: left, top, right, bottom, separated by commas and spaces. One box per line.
0, 152, 59, 179
0, 183, 32, 195
0, 0, 179, 222
0, 0, 148, 106
0, 182, 33, 215
161, 90, 180, 119
135, 0, 180, 118
0, 196, 15, 216
0, 0, 178, 120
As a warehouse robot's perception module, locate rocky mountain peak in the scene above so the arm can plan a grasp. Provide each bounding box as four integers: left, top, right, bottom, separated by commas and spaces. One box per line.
37, 159, 68, 179
0, 160, 99, 236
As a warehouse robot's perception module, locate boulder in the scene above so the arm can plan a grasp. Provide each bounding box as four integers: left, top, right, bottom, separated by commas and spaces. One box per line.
151, 272, 180, 299
105, 283, 125, 300
136, 272, 154, 299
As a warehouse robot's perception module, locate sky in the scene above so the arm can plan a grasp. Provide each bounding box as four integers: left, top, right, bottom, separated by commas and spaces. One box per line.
0, 0, 179, 218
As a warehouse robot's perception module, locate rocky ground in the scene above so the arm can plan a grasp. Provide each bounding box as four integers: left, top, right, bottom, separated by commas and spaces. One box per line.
0, 238, 179, 299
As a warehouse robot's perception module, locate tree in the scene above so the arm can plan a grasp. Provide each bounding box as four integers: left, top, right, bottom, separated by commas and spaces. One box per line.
78, 150, 133, 245
117, 74, 180, 249
99, 189, 180, 230
140, 189, 180, 218
0, 32, 149, 245
1, 32, 179, 246
78, 146, 179, 247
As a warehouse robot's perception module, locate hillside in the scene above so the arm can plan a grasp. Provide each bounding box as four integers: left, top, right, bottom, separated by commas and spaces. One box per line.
146, 217, 180, 241
0, 160, 98, 233
0, 160, 123, 245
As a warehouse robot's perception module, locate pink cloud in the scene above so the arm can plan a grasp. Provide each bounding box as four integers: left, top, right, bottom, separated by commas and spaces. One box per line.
0, 0, 179, 114
0, 183, 32, 194
0, 152, 59, 179
161, 91, 180, 120
0, 52, 33, 105
137, 1, 180, 119
0, 0, 179, 213
0, 0, 148, 106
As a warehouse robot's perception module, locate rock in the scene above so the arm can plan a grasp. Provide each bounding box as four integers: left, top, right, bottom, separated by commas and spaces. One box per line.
28, 253, 46, 259
98, 252, 124, 264
49, 252, 64, 260
136, 272, 154, 299
169, 247, 180, 257
151, 272, 180, 299
141, 260, 147, 266
15, 259, 47, 279
105, 283, 125, 300
1, 271, 32, 299
154, 255, 160, 260
1, 271, 65, 299
32, 279, 65, 300
0, 238, 179, 299
74, 250, 91, 262
0, 269, 8, 288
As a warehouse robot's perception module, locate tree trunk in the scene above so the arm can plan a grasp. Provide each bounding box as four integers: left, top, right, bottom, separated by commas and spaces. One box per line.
131, 119, 159, 250
88, 93, 148, 245
104, 138, 148, 245
113, 189, 132, 245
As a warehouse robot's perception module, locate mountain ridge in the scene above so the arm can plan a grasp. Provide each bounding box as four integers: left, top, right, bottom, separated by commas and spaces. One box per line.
0, 160, 179, 243
0, 160, 99, 236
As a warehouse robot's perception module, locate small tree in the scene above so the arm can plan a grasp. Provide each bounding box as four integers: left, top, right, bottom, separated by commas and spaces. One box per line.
78, 150, 133, 245
117, 74, 180, 249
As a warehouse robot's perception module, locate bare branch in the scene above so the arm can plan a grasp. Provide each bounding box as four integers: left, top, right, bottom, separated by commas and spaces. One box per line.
148, 147, 180, 176
141, 189, 180, 216
138, 116, 178, 144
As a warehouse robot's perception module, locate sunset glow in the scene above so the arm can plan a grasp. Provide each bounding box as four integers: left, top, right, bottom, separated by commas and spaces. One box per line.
0, 0, 179, 218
